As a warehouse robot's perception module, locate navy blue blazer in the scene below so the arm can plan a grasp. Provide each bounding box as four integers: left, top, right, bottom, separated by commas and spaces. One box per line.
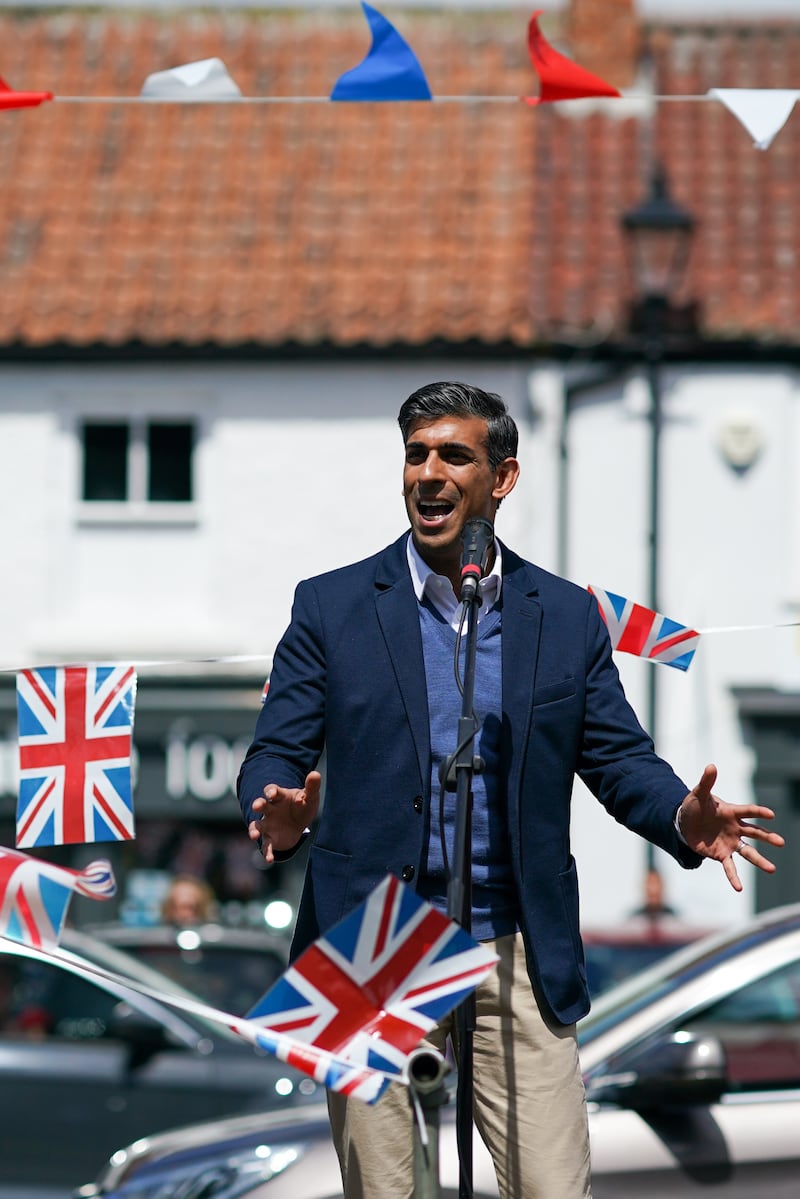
238, 534, 701, 1024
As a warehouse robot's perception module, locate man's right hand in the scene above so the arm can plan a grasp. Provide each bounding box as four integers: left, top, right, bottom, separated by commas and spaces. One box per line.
248, 771, 322, 865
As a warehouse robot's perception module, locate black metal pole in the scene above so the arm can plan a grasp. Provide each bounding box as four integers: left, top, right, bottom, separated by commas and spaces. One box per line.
643, 298, 665, 872
446, 590, 482, 1199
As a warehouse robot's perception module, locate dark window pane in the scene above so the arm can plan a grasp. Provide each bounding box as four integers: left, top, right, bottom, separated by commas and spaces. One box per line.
684, 960, 800, 1090
148, 422, 193, 502
82, 423, 128, 501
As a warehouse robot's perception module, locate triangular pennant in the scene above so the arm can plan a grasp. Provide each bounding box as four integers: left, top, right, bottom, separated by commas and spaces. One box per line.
0, 76, 53, 110
588, 585, 700, 671
0, 848, 115, 948
140, 58, 242, 100
524, 10, 621, 105
709, 88, 800, 151
331, 2, 432, 102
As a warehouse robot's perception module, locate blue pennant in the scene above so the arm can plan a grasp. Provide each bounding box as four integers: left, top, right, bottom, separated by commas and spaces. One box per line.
331, 3, 432, 102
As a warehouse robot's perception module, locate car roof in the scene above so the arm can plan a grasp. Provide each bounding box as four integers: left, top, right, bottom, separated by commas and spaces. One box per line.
581, 917, 713, 946
82, 920, 289, 958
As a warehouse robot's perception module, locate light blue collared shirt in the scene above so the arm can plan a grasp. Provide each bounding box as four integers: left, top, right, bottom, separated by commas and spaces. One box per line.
406, 533, 502, 630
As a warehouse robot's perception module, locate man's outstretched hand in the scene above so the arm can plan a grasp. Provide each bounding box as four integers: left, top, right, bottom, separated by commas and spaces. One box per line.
248, 770, 322, 865
678, 764, 785, 891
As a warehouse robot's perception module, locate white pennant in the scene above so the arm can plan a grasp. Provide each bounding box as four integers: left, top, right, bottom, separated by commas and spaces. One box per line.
710, 88, 800, 150
140, 57, 242, 100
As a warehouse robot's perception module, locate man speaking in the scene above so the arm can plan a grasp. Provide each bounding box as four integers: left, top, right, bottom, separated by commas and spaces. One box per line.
238, 380, 783, 1199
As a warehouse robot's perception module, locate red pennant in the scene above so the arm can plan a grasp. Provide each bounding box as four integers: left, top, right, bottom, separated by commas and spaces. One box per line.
0, 76, 53, 110
524, 10, 621, 105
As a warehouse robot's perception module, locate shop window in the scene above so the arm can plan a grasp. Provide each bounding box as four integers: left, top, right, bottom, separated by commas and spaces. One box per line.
81, 419, 195, 504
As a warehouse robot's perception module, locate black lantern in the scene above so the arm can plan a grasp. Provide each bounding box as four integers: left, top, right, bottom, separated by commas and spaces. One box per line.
622, 167, 695, 305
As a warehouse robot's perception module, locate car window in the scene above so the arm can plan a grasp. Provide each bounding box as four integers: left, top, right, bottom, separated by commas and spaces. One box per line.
584, 942, 688, 997
128, 945, 285, 1016
681, 959, 800, 1090
0, 955, 122, 1041
580, 914, 800, 1047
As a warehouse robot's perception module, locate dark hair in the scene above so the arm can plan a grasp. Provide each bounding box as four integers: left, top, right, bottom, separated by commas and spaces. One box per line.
398, 381, 518, 469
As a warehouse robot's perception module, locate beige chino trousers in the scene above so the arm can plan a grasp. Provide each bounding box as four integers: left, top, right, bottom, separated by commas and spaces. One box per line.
328, 932, 592, 1199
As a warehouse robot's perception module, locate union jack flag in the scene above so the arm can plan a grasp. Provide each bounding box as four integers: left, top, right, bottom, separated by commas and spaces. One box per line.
0, 846, 116, 947
245, 874, 498, 1084
589, 585, 700, 671
16, 665, 137, 848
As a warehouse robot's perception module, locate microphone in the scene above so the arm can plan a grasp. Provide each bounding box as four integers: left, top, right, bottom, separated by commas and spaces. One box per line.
459, 518, 494, 603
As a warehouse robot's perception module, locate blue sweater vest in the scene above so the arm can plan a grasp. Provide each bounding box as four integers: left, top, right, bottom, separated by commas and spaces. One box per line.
416, 598, 519, 940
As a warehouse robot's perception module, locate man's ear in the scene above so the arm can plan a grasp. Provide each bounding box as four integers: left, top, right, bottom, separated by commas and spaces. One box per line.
492, 457, 520, 503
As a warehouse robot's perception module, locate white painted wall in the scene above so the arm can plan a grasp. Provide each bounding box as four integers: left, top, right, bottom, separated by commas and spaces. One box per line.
529, 363, 800, 930
1, 357, 796, 930
0, 360, 533, 667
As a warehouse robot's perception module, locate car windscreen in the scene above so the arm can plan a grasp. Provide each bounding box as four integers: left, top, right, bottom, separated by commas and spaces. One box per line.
578, 910, 800, 1046
49, 932, 245, 1044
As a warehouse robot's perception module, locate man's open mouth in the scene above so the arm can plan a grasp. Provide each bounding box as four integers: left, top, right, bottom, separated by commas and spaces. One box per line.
418, 501, 454, 523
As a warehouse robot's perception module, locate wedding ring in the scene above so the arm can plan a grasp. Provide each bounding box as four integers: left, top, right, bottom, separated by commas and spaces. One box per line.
736, 838, 746, 854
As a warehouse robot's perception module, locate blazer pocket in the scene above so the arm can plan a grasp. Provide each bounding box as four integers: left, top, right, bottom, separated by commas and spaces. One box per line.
309, 843, 353, 931
533, 677, 576, 706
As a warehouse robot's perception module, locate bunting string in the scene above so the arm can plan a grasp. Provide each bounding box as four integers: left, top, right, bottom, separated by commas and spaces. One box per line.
45, 94, 732, 105
3, 4, 799, 148
0, 654, 270, 675
1, 620, 798, 677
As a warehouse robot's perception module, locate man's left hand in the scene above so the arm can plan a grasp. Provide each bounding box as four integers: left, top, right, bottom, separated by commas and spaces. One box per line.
678, 764, 785, 891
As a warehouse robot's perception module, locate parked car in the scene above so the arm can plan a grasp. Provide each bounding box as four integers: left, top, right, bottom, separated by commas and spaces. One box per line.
0, 928, 321, 1199
582, 916, 712, 997
78, 902, 800, 1198
81, 921, 288, 1016
72, 1100, 498, 1199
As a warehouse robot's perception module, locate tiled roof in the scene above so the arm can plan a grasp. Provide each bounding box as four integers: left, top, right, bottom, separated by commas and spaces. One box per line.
1, 9, 799, 350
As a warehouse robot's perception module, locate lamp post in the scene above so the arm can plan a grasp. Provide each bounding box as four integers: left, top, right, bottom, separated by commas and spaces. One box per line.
620, 168, 696, 870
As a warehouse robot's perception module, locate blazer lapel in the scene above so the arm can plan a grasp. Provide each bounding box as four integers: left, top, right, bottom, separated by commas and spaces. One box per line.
374, 536, 431, 787
501, 547, 542, 813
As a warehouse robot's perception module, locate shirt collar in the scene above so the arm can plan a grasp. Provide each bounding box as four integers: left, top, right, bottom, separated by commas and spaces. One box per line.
406, 532, 503, 608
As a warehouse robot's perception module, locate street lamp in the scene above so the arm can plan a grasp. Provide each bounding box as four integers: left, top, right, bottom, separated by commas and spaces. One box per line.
620, 168, 696, 871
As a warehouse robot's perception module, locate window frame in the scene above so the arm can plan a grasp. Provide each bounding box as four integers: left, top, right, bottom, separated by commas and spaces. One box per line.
77, 415, 199, 526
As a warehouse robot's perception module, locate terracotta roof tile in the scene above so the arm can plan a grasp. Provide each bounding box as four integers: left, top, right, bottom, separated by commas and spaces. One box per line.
1, 11, 800, 349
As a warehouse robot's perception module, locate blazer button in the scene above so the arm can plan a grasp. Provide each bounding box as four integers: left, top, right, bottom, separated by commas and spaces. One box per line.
413, 795, 423, 814
401, 865, 415, 882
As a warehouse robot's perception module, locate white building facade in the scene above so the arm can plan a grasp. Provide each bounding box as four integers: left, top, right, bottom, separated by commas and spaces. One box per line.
1, 354, 798, 929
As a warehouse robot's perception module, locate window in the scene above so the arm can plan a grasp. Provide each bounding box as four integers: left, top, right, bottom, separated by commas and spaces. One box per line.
148, 422, 193, 502
682, 959, 800, 1090
81, 419, 195, 505
83, 422, 129, 501
0, 956, 120, 1041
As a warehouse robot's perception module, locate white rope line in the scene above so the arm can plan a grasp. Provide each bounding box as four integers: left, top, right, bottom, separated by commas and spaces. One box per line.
47, 92, 719, 105
0, 654, 270, 674
698, 621, 800, 635
1, 621, 799, 674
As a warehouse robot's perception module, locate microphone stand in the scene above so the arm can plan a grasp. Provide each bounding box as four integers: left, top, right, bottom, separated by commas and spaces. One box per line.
408, 1047, 450, 1199
445, 584, 483, 1199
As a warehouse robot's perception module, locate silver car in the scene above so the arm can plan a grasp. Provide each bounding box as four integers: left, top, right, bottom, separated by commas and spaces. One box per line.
77, 901, 800, 1198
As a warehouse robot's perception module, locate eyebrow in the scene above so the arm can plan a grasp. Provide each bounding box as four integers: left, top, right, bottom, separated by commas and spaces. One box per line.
405, 439, 475, 454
